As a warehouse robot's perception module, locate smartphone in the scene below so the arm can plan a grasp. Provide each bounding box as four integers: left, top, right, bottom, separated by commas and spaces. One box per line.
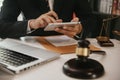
44, 22, 80, 31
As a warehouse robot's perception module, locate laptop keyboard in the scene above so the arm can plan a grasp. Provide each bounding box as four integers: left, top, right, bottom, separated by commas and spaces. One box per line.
0, 47, 38, 67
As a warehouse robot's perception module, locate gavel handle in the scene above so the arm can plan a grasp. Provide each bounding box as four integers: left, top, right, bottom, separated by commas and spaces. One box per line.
91, 50, 106, 55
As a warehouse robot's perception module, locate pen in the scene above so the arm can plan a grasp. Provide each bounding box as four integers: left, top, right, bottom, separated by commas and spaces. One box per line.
48, 0, 59, 20
48, 0, 54, 11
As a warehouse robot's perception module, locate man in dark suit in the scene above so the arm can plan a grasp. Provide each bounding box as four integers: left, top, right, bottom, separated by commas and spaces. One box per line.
0, 0, 92, 38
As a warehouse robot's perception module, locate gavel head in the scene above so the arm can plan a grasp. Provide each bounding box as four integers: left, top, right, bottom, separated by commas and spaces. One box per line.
76, 40, 90, 58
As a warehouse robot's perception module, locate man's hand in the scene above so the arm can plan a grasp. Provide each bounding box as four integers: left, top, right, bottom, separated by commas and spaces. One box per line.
54, 17, 82, 38
29, 11, 59, 29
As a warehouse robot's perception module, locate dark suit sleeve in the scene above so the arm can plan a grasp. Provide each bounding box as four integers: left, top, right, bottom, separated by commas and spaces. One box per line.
0, 0, 28, 38
74, 0, 93, 38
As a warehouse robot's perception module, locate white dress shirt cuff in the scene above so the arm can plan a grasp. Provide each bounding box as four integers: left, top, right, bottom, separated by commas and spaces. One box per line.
27, 20, 36, 34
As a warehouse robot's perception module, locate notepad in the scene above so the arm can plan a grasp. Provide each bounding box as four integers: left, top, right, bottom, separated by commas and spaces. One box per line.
45, 35, 77, 46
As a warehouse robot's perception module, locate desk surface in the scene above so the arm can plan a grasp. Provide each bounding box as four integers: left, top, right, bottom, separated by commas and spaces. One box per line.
0, 38, 120, 80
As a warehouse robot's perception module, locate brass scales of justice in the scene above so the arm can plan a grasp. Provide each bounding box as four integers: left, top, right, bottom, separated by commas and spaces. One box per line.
96, 15, 120, 47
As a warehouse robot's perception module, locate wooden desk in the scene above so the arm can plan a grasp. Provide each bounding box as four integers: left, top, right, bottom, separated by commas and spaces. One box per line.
0, 38, 120, 80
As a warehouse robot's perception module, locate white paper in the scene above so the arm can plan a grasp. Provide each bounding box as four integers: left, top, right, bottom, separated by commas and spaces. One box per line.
45, 35, 77, 46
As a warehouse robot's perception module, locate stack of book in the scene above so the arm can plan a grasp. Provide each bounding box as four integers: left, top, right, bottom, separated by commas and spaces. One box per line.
112, 0, 120, 15
90, 0, 120, 15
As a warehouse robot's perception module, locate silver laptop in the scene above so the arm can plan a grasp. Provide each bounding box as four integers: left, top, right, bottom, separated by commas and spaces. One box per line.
0, 38, 60, 74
